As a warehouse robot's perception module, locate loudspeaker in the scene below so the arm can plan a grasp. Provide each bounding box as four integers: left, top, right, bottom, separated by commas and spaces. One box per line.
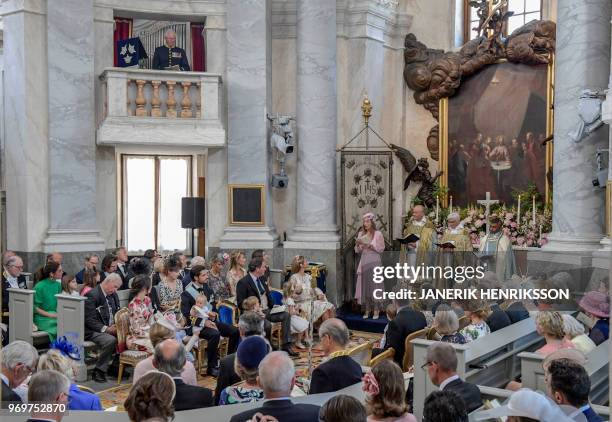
181, 197, 205, 228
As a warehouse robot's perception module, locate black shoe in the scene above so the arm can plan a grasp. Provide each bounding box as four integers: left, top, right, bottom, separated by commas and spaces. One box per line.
206, 366, 220, 377
92, 369, 107, 383
283, 347, 299, 357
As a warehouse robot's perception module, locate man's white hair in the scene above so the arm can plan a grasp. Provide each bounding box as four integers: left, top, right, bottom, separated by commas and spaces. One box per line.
165, 29, 176, 38
447, 212, 460, 221
258, 351, 294, 394
103, 272, 122, 285
1, 340, 38, 369
190, 256, 206, 267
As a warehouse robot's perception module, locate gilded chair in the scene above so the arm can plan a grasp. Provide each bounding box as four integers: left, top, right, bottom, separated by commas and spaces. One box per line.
402, 327, 429, 372
368, 347, 395, 367
114, 308, 149, 384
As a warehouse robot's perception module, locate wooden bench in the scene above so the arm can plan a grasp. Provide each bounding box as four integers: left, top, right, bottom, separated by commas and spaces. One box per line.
411, 317, 543, 421
518, 339, 610, 405
8, 288, 50, 347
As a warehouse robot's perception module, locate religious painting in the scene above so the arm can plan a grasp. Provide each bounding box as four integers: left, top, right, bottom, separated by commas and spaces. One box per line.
340, 151, 393, 248
438, 61, 553, 207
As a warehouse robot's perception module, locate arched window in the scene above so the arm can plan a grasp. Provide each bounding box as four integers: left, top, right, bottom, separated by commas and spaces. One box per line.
464, 0, 542, 42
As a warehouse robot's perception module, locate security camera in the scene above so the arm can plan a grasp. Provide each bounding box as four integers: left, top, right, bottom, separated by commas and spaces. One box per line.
271, 174, 289, 188
271, 132, 294, 154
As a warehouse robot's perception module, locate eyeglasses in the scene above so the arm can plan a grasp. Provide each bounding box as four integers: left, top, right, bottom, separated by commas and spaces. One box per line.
9, 265, 23, 270
421, 361, 434, 370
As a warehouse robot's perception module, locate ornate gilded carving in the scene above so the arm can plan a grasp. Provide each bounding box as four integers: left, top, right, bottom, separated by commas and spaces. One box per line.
403, 2, 556, 160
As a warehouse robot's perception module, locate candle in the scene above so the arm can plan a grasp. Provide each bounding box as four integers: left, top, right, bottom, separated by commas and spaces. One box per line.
539, 224, 542, 239
532, 195, 536, 226
435, 196, 439, 223
517, 195, 521, 225
449, 196, 453, 213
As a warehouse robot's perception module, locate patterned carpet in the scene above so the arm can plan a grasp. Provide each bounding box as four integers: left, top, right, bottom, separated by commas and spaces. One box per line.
97, 330, 381, 409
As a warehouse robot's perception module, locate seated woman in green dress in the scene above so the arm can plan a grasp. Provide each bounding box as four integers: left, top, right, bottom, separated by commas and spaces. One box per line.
33, 261, 64, 341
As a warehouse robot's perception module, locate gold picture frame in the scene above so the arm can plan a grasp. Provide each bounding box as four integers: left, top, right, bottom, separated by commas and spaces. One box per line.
606, 180, 611, 237
228, 184, 265, 226
438, 59, 554, 208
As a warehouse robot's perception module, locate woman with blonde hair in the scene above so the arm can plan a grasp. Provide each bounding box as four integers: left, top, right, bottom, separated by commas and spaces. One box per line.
38, 349, 102, 410
226, 251, 247, 299
124, 371, 175, 422
459, 298, 491, 342
132, 321, 198, 385
286, 255, 335, 326
363, 360, 416, 422
535, 311, 574, 355
433, 304, 466, 344
562, 314, 596, 354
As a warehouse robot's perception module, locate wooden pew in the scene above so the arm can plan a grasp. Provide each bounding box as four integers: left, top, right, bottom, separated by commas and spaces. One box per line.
412, 317, 543, 421
55, 293, 93, 382
518, 339, 609, 405
8, 288, 50, 347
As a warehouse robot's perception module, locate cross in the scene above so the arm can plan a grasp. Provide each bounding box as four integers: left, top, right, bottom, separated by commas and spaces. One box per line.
477, 192, 499, 234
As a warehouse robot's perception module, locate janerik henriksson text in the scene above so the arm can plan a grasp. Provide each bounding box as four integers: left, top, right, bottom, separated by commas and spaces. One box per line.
372, 288, 571, 301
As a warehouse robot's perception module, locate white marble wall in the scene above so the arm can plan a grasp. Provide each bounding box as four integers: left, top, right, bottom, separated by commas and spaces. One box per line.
43, 0, 105, 252
2, 0, 49, 252
546, 0, 611, 251
221, 0, 279, 248
287, 0, 338, 245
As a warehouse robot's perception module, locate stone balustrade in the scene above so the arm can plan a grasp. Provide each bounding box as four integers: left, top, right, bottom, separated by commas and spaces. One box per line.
97, 68, 225, 147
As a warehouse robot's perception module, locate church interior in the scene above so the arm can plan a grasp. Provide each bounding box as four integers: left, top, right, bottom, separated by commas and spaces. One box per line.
0, 0, 611, 421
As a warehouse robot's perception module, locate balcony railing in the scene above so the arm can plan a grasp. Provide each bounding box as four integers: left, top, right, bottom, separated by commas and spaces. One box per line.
97, 68, 225, 147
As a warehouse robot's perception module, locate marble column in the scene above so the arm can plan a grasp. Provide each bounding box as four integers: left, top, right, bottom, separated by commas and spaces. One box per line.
220, 0, 279, 249
545, 0, 611, 252
285, 0, 340, 249
42, 0, 105, 253
1, 0, 49, 257
205, 15, 229, 251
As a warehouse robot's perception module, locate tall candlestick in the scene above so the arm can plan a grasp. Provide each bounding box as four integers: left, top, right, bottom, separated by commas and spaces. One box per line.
449, 196, 453, 213
539, 224, 542, 239
532, 195, 536, 226
517, 195, 521, 225
435, 196, 439, 223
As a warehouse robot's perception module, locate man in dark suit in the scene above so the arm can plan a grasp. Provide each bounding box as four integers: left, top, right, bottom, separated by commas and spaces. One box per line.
236, 257, 297, 356
75, 254, 99, 284
27, 369, 71, 422
84, 273, 121, 382
214, 311, 266, 404
114, 247, 131, 290
425, 342, 483, 413
229, 351, 320, 422
2, 255, 27, 318
181, 265, 239, 377
154, 338, 213, 411
487, 302, 512, 332
152, 29, 190, 71
384, 297, 427, 366
309, 318, 362, 394
505, 300, 530, 324
1, 340, 38, 407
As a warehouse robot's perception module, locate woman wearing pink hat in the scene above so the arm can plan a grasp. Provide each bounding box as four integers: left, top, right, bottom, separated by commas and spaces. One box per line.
355, 212, 386, 319
579, 291, 609, 346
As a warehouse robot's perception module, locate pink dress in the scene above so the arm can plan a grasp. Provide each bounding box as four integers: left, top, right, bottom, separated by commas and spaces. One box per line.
367, 414, 417, 422
354, 230, 385, 309
536, 338, 575, 356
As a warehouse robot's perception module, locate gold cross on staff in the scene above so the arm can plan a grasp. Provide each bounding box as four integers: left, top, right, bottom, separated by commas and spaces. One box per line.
480, 0, 508, 37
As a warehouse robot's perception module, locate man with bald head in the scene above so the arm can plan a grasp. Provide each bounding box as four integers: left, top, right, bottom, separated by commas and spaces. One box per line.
152, 29, 190, 71
403, 204, 437, 269
153, 339, 212, 410
309, 318, 362, 394
230, 351, 320, 422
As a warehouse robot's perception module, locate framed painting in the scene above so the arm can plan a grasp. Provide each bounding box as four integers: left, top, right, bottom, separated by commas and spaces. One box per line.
438, 60, 554, 207
228, 184, 265, 226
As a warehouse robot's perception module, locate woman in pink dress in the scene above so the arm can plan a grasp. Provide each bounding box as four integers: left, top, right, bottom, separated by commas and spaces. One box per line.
355, 212, 385, 319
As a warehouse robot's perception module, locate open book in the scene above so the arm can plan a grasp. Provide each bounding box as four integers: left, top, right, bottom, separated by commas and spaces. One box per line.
397, 233, 420, 244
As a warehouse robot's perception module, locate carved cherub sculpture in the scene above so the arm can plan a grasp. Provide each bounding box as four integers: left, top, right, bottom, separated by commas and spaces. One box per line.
391, 144, 443, 209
